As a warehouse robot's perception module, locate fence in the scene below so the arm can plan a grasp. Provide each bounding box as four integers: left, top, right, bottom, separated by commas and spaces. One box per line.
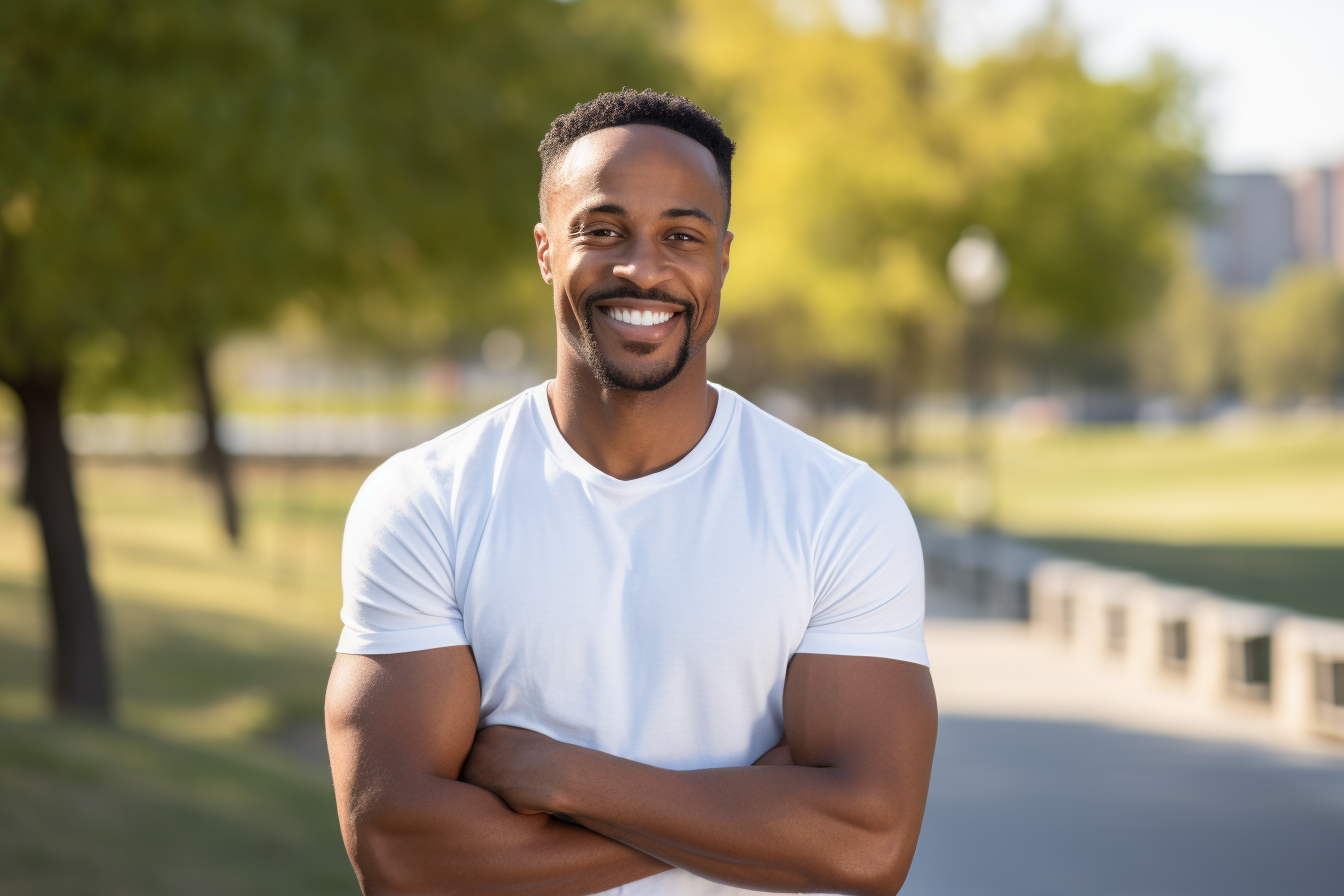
922, 518, 1344, 743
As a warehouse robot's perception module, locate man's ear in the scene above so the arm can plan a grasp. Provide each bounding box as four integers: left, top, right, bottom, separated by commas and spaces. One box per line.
534, 223, 553, 284
720, 230, 733, 284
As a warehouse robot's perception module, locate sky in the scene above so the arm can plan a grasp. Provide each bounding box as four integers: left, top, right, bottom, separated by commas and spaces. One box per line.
931, 0, 1344, 172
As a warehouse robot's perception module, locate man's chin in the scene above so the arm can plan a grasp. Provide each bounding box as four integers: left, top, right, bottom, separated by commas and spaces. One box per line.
593, 354, 687, 392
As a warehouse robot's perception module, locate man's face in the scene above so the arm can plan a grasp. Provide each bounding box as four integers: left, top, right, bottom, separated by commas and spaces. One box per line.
535, 124, 732, 391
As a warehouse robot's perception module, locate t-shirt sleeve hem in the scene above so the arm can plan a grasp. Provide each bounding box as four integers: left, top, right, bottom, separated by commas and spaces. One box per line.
794, 631, 929, 666
335, 623, 469, 655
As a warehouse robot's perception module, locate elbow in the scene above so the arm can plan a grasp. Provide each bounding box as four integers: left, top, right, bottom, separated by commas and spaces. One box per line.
842, 863, 911, 896
832, 863, 911, 896
347, 805, 495, 896
345, 810, 448, 896
820, 832, 917, 896
345, 818, 414, 896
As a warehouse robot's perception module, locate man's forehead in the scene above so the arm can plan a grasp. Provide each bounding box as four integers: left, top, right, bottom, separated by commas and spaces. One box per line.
550, 124, 724, 215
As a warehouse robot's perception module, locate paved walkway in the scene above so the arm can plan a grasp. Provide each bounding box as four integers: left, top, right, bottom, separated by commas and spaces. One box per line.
905, 618, 1344, 896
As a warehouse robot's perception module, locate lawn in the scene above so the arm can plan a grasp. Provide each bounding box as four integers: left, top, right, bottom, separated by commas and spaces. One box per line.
889, 415, 1344, 546
0, 458, 370, 895
875, 414, 1344, 616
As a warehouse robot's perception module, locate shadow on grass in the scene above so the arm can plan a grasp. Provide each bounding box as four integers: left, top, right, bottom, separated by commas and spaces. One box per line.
0, 575, 335, 734
0, 576, 352, 894
0, 716, 355, 895
1025, 537, 1344, 620
110, 598, 336, 733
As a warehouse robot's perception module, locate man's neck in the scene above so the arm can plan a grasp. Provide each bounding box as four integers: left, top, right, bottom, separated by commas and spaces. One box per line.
547, 349, 718, 482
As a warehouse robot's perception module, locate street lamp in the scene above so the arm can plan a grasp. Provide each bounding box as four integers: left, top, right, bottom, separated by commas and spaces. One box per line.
947, 226, 1007, 530
948, 226, 1007, 308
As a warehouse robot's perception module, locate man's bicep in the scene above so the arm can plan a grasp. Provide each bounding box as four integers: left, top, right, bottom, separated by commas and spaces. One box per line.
782, 654, 937, 821
326, 646, 481, 786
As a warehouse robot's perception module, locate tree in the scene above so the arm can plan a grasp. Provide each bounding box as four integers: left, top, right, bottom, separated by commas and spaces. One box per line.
0, 0, 672, 717
1131, 232, 1226, 408
676, 0, 1204, 405
1237, 267, 1344, 406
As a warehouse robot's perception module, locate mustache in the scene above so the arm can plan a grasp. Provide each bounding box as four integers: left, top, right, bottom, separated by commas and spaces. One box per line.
584, 285, 695, 316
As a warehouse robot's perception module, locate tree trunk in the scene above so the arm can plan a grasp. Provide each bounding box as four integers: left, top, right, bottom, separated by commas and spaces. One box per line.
191, 346, 241, 545
10, 369, 113, 719
879, 316, 924, 466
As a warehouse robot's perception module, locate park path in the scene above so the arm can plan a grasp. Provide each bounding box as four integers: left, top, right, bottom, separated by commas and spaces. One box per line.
903, 615, 1344, 896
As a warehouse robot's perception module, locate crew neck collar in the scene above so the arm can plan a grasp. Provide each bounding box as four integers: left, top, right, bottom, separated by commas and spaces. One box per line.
530, 381, 737, 492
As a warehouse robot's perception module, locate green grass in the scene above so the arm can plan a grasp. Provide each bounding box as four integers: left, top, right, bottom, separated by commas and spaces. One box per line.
0, 717, 352, 896
1021, 538, 1344, 619
0, 458, 369, 895
865, 415, 1344, 617
888, 416, 1344, 546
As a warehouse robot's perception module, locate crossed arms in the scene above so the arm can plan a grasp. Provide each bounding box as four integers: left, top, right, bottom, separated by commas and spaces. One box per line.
325, 647, 937, 896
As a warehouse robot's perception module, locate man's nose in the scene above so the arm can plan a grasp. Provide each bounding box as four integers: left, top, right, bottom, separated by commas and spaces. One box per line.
610, 235, 672, 290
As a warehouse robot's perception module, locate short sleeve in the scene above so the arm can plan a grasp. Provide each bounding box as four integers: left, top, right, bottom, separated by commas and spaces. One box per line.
336, 452, 468, 655
797, 465, 928, 666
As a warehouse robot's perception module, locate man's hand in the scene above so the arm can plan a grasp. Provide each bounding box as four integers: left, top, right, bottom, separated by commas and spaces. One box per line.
462, 726, 569, 815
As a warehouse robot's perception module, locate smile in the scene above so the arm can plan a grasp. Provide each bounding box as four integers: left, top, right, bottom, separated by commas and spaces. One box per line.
600, 307, 678, 326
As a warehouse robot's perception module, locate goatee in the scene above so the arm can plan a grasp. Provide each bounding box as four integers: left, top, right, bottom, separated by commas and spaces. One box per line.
577, 286, 700, 392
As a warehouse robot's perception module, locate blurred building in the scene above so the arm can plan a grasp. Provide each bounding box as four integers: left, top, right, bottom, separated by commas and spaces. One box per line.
1290, 166, 1343, 266
1198, 162, 1344, 290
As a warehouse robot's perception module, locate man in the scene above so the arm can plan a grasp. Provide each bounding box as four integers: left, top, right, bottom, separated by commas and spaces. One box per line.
326, 89, 936, 896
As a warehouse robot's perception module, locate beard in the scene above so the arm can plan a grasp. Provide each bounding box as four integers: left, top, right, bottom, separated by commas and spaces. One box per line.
573, 285, 700, 392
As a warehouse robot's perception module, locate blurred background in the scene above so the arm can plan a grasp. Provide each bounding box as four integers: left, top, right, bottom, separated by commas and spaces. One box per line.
1, 1, 1341, 893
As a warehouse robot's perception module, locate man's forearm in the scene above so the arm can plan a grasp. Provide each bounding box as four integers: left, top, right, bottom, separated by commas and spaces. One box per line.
349, 773, 669, 896
541, 752, 916, 895
459, 658, 936, 896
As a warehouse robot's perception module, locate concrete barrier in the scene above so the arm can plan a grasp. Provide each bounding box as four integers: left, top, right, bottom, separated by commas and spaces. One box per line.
1273, 615, 1344, 740
918, 519, 1048, 619
1190, 597, 1288, 708
922, 519, 1344, 747
1070, 567, 1150, 665
1124, 582, 1208, 684
1028, 559, 1095, 641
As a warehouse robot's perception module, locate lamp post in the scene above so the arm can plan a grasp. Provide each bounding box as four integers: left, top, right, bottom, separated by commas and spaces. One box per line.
947, 226, 1007, 531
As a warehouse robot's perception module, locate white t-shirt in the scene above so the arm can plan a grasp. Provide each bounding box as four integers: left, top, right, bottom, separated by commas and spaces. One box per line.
338, 382, 927, 896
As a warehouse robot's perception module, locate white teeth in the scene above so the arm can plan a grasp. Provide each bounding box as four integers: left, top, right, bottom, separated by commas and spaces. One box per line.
603, 307, 675, 326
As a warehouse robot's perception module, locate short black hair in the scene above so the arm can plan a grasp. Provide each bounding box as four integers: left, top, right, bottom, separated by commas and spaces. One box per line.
538, 88, 735, 223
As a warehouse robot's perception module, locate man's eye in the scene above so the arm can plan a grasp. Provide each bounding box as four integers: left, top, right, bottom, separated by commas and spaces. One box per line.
667, 233, 696, 242
584, 228, 618, 238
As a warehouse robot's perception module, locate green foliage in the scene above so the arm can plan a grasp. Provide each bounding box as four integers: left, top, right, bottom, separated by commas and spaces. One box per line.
0, 0, 328, 378
678, 0, 1203, 390
0, 0, 674, 390
286, 0, 677, 353
0, 0, 1207, 398
1132, 232, 1226, 404
1237, 266, 1344, 406
955, 43, 1205, 335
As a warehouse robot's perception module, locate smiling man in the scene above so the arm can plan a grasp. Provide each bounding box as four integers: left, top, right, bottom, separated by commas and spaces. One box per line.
325, 89, 936, 896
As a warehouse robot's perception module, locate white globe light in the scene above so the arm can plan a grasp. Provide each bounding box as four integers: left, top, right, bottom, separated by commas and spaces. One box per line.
947, 226, 1007, 307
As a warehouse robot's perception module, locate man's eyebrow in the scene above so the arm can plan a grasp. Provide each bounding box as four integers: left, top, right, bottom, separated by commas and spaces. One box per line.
663, 207, 717, 226
571, 203, 627, 225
